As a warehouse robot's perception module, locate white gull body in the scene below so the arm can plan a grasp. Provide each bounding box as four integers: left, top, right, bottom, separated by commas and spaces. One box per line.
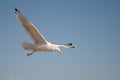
15, 7, 75, 56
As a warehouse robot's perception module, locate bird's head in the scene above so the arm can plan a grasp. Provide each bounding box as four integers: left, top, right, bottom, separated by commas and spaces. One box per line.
56, 46, 62, 55
52, 43, 62, 55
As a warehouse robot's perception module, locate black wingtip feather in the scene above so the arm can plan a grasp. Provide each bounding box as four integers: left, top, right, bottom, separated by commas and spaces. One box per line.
65, 43, 75, 48
15, 7, 20, 14
66, 43, 72, 46
68, 43, 72, 46
72, 46, 75, 48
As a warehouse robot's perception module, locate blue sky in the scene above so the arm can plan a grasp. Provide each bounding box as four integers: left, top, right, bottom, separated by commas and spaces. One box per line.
0, 0, 120, 80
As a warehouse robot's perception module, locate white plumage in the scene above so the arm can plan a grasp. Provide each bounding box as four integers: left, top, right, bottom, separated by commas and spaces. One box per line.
15, 7, 75, 56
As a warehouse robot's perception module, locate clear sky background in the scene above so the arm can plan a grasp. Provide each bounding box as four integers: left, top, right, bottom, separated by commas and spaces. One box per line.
0, 0, 120, 80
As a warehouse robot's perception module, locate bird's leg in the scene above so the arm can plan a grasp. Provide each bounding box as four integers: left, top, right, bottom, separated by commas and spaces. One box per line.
27, 51, 34, 56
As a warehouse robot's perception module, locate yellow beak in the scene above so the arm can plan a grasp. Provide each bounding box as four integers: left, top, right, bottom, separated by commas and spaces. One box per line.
58, 50, 62, 55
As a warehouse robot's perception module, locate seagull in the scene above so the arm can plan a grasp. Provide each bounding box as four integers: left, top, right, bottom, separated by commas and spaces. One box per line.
15, 7, 75, 56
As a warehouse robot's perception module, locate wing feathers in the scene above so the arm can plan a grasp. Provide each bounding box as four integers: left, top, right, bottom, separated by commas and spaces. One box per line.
15, 7, 47, 44
59, 43, 75, 48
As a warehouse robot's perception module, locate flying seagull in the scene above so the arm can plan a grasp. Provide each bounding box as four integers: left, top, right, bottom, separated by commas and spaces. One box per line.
15, 7, 75, 56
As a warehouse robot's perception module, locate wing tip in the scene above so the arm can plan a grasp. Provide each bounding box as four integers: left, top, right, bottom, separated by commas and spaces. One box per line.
15, 7, 20, 14
72, 45, 75, 48
62, 43, 76, 48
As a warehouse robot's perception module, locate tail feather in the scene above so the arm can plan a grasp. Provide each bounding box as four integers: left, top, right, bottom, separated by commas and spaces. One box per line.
22, 42, 35, 50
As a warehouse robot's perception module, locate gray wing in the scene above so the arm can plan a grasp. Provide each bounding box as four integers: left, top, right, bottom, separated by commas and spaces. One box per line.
60, 43, 75, 48
55, 43, 75, 48
15, 7, 47, 45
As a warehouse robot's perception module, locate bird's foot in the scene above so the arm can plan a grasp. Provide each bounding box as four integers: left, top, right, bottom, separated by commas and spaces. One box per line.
27, 53, 32, 56
27, 51, 34, 56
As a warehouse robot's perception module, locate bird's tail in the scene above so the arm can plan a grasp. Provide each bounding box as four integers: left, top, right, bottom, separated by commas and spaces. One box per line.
22, 42, 35, 50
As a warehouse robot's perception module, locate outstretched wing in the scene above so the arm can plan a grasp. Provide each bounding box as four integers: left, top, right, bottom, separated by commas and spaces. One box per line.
61, 43, 75, 48
55, 43, 75, 48
15, 7, 47, 45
